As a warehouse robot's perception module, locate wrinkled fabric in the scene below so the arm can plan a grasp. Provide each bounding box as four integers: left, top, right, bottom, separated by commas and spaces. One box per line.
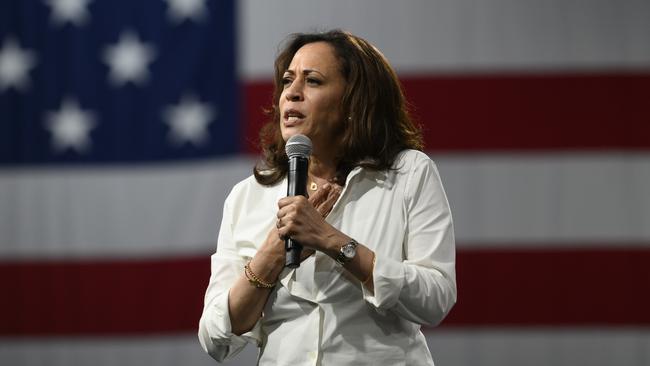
198, 150, 456, 366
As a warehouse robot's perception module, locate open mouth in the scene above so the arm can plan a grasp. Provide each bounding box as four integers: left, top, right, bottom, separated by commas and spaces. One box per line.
284, 109, 305, 123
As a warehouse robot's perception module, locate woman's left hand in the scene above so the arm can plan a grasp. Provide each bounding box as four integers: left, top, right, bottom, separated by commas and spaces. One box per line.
276, 184, 346, 254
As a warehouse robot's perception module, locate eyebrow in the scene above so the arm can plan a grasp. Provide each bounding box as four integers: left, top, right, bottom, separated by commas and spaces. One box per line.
283, 69, 325, 77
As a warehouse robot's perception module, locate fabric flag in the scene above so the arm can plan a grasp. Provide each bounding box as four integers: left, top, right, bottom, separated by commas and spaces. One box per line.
1, 0, 242, 363
2, 1, 650, 366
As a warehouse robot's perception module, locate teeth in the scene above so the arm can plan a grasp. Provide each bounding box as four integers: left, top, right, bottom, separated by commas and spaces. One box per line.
287, 116, 301, 122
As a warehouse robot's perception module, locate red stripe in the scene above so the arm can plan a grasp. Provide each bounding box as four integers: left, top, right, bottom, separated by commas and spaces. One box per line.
444, 247, 650, 326
0, 256, 210, 336
1, 247, 649, 336
243, 72, 650, 152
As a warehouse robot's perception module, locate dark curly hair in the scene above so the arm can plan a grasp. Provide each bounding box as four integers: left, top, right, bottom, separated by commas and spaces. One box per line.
254, 30, 423, 186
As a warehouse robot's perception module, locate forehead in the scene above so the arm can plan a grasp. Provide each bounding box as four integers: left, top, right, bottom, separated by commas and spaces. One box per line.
287, 42, 341, 74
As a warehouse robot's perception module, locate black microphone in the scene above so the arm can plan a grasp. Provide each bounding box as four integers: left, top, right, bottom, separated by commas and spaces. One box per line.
284, 134, 312, 268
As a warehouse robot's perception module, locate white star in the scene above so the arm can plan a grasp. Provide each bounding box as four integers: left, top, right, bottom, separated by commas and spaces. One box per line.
165, 0, 208, 24
0, 37, 37, 92
45, 0, 93, 26
163, 94, 216, 146
45, 98, 96, 153
103, 31, 156, 86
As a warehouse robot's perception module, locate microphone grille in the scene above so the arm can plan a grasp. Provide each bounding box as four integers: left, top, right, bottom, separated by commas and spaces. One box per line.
285, 134, 312, 158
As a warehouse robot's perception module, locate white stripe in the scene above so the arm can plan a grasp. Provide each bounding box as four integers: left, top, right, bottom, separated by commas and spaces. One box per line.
0, 156, 255, 259
2, 329, 648, 366
426, 328, 650, 366
0, 335, 218, 366
239, 0, 650, 78
435, 152, 650, 246
1, 153, 649, 259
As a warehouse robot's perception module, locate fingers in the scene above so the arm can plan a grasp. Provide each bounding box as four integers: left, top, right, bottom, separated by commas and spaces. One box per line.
316, 185, 342, 217
276, 197, 302, 221
308, 183, 331, 206
277, 195, 308, 209
275, 183, 343, 245
277, 184, 342, 224
276, 213, 297, 240
275, 207, 296, 239
275, 198, 315, 241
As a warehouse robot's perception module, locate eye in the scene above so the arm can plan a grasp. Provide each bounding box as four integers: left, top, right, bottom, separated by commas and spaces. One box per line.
306, 77, 321, 85
281, 77, 293, 87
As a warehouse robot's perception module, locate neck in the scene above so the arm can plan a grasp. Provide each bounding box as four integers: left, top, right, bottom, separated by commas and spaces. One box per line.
309, 152, 337, 181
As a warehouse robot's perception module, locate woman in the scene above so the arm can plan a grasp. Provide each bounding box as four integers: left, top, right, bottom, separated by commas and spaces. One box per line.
199, 30, 456, 365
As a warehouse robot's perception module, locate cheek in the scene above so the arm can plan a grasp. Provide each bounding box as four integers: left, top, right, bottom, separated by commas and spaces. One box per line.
322, 99, 343, 125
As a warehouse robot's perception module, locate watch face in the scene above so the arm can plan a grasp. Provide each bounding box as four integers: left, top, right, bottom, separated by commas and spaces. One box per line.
342, 244, 356, 258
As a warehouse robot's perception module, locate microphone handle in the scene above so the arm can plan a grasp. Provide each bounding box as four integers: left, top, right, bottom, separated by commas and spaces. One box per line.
285, 156, 309, 268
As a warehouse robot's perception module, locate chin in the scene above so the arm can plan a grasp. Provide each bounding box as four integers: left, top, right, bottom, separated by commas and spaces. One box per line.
281, 127, 307, 142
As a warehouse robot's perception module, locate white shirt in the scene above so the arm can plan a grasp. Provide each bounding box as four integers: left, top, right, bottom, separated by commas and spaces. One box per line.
198, 150, 456, 366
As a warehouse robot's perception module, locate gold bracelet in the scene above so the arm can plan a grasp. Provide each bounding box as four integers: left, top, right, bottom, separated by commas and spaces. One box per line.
244, 262, 276, 288
361, 253, 376, 286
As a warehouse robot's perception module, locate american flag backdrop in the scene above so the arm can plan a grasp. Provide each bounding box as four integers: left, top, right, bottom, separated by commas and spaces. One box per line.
1, 1, 650, 365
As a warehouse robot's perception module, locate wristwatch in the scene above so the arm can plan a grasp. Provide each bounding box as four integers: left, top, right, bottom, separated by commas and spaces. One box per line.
335, 238, 358, 265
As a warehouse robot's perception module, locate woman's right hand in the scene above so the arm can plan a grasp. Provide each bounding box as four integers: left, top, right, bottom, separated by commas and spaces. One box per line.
254, 183, 342, 277
228, 183, 343, 335
290, 182, 342, 260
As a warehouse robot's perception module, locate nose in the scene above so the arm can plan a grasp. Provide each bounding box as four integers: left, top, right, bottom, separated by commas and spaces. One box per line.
284, 79, 303, 102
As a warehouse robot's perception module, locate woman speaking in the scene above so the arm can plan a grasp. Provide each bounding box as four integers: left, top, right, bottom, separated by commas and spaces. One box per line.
199, 30, 456, 365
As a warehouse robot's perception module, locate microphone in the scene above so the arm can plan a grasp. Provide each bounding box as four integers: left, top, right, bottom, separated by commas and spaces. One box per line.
284, 134, 312, 268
